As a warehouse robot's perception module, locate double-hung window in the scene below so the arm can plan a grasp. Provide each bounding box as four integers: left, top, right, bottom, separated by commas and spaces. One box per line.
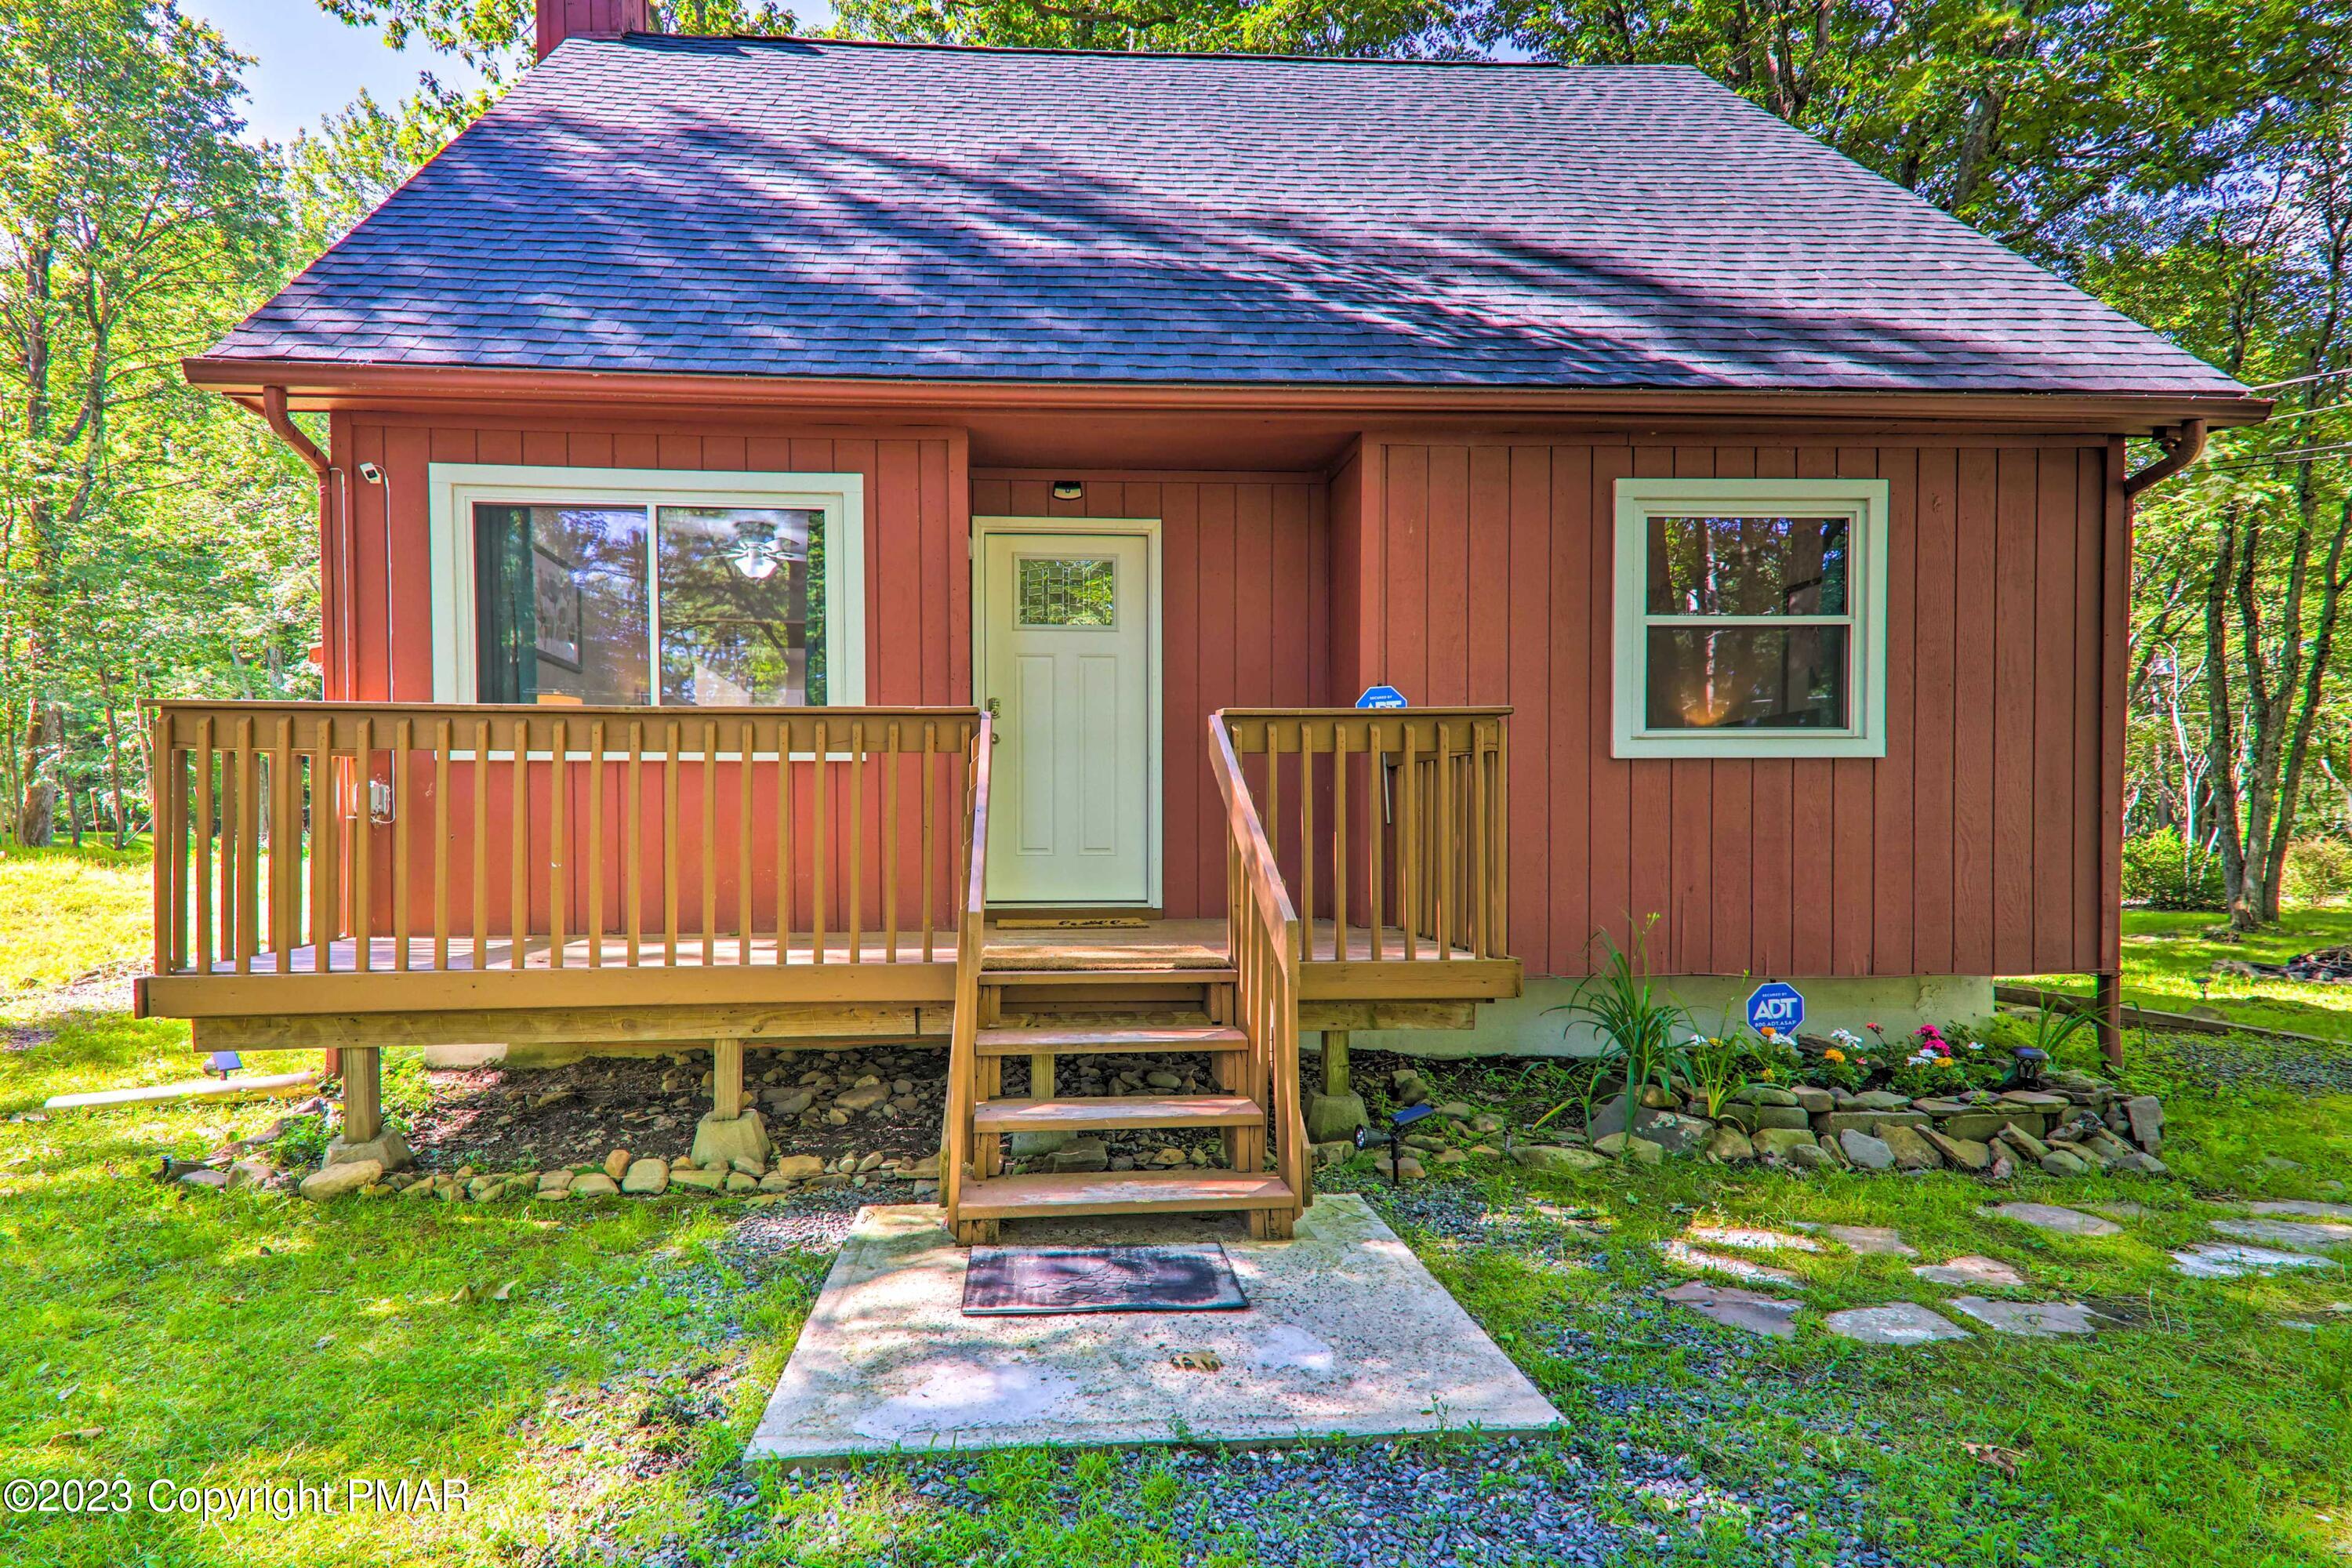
1612, 477, 1887, 758
427, 466, 865, 707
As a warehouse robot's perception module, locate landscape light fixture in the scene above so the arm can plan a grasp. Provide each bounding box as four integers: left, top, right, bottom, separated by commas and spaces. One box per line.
1353, 1101, 1439, 1185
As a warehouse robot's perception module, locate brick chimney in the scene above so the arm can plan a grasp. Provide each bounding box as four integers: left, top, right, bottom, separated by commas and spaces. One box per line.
536, 0, 654, 60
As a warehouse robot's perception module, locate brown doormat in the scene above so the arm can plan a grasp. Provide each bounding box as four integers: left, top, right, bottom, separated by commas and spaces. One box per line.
962, 1243, 1247, 1315
995, 915, 1150, 930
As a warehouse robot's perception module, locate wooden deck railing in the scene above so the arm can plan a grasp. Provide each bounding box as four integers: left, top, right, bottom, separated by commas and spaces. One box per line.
940, 710, 992, 1229
1217, 708, 1511, 963
1209, 710, 1311, 1232
144, 702, 984, 996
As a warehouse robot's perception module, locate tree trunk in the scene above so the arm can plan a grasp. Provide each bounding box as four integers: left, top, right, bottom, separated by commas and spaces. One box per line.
99, 669, 129, 849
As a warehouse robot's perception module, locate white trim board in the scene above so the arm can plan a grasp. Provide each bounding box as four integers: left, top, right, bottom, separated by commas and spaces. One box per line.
971, 514, 1165, 909
1611, 476, 1889, 759
426, 463, 867, 707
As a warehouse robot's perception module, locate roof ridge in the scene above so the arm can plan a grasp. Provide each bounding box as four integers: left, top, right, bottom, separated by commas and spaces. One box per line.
590, 33, 1703, 71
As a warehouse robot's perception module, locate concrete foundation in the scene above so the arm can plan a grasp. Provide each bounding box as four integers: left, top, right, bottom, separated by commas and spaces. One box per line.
746, 1196, 1564, 1463
1329, 973, 1997, 1062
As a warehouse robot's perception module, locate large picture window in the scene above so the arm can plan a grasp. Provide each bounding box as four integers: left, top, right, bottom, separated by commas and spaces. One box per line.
428, 466, 864, 707
1613, 477, 1887, 758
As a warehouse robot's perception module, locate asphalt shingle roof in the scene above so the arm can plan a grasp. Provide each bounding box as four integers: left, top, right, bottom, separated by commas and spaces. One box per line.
212, 37, 2241, 396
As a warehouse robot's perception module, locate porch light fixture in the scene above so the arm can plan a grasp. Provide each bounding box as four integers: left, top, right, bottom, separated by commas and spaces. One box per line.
1051, 480, 1084, 501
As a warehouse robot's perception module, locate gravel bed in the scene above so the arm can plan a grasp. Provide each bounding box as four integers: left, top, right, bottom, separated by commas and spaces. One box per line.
653, 1433, 1896, 1568
2149, 1032, 2352, 1097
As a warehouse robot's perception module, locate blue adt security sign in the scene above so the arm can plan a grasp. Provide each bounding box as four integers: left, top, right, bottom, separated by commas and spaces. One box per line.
1356, 684, 1408, 710
1747, 982, 1804, 1033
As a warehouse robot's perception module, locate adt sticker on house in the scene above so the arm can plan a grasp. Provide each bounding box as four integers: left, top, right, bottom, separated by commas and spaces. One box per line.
1356, 684, 1408, 710
1747, 982, 1804, 1033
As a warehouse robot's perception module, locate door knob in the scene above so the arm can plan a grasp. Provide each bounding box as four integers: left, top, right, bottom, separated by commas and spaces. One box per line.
984, 695, 1002, 742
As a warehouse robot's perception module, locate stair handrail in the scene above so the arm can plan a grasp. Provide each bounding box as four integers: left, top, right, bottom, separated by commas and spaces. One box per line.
1208, 710, 1310, 1222
940, 710, 993, 1227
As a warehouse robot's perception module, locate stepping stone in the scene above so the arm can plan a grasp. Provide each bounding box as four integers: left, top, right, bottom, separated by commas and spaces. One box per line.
2171, 1243, 2343, 1279
1948, 1296, 2100, 1337
1824, 1225, 1918, 1258
1684, 1225, 1824, 1254
1661, 1280, 1801, 1339
1821, 1302, 1972, 1345
1657, 1240, 1800, 1287
2210, 1217, 2352, 1251
1987, 1203, 2121, 1237
2245, 1200, 2352, 1221
2088, 1202, 2147, 1221
1913, 1254, 2028, 1289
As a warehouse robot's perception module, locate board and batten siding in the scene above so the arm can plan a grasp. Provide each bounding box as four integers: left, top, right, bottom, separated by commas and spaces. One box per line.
1334, 435, 2128, 983
970, 470, 1331, 920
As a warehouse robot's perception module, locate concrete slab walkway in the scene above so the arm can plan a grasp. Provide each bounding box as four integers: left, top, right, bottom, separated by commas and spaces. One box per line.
746, 1196, 1565, 1464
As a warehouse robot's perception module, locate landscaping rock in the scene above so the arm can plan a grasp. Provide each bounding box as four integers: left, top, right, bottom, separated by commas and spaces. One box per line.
1305, 1091, 1370, 1145
1637, 1084, 1680, 1110
1820, 1302, 1971, 1345
621, 1158, 669, 1195
1824, 1225, 1917, 1258
1914, 1254, 2027, 1289
833, 1083, 889, 1113
1944, 1110, 2045, 1142
603, 1149, 632, 1181
1659, 1240, 1799, 1286
1048, 1138, 1111, 1174
1732, 1084, 1801, 1108
1660, 1279, 1799, 1338
1632, 1110, 1715, 1154
1512, 1143, 1605, 1174
1784, 1142, 1828, 1171
570, 1171, 619, 1197
1988, 1202, 2120, 1236
178, 1167, 230, 1191
1587, 1093, 1631, 1141
2210, 1217, 2352, 1251
1686, 1225, 1822, 1254
324, 1127, 413, 1174
2040, 1149, 2092, 1176
765, 1090, 815, 1117
2172, 1243, 2341, 1279
771, 1153, 826, 1182
1996, 1123, 2052, 1161
2125, 1095, 2165, 1152
537, 1169, 574, 1192
1722, 1102, 1812, 1133
668, 1166, 725, 1191
689, 1109, 772, 1170
1754, 1127, 1819, 1161
1851, 1090, 1911, 1112
1594, 1132, 1664, 1164
1705, 1125, 1755, 1164
1948, 1297, 2100, 1336
1790, 1085, 1835, 1113
1922, 1128, 1992, 1172
1816, 1109, 1930, 1138
1878, 1123, 1944, 1172
1839, 1130, 1896, 1171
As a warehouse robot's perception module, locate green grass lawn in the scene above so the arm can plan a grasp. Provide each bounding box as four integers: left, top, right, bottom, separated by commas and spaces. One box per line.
2030, 906, 2352, 1043
2, 846, 2349, 1566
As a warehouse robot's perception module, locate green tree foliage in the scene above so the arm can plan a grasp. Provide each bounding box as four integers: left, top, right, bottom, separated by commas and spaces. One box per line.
832, 0, 1456, 55
317, 0, 800, 85
0, 0, 294, 843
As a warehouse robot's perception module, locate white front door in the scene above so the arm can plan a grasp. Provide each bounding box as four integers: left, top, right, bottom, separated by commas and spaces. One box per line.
982, 532, 1152, 905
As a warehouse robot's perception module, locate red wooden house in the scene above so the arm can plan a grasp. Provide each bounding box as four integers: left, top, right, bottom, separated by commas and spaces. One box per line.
141, 5, 2266, 1237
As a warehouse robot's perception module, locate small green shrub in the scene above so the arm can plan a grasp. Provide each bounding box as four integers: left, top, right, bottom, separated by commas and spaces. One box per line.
2282, 835, 2352, 906
2122, 830, 2226, 911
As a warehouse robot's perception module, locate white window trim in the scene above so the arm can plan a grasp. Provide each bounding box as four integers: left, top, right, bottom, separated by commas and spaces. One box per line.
1612, 477, 1889, 760
426, 463, 866, 709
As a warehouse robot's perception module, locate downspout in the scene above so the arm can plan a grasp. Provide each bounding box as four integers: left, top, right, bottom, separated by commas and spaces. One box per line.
2090, 416, 2211, 1068
2122, 418, 2208, 498
260, 386, 354, 700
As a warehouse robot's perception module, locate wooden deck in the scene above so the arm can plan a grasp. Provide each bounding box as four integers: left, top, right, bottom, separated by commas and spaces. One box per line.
137, 907, 1515, 1044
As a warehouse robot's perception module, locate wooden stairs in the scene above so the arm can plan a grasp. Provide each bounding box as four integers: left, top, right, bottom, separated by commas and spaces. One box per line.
946, 971, 1303, 1242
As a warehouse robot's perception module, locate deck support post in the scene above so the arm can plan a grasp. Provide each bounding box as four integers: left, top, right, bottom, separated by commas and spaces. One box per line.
342, 1046, 382, 1145
2092, 971, 2124, 1069
1029, 1051, 1054, 1101
713, 1036, 745, 1120
1322, 1029, 1350, 1097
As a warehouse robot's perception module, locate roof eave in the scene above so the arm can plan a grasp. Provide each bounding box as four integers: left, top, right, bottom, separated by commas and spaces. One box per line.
183, 356, 2271, 435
